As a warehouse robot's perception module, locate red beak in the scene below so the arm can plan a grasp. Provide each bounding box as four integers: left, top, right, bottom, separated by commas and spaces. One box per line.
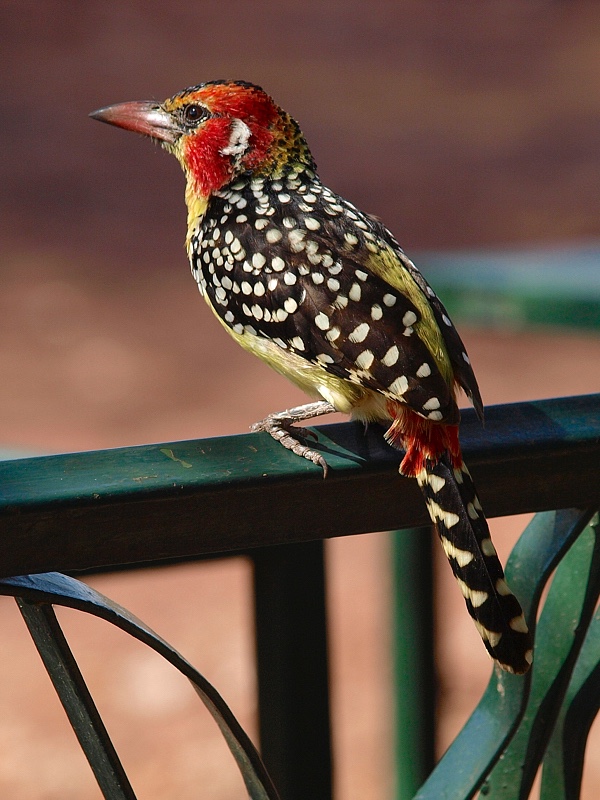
89, 101, 181, 144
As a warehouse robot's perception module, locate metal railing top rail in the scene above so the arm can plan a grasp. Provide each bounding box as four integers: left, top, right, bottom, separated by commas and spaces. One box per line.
0, 393, 599, 579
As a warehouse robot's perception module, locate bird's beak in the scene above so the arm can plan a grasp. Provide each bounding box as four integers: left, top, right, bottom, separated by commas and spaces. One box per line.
89, 101, 181, 144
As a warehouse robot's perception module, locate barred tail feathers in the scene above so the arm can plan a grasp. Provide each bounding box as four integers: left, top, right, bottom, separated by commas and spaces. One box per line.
417, 456, 533, 674
386, 407, 533, 674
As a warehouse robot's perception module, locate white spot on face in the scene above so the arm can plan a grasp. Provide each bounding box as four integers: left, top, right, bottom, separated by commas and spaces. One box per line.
416, 362, 431, 378
284, 297, 298, 313
221, 118, 252, 158
383, 293, 396, 307
291, 336, 305, 351
272, 256, 286, 271
349, 283, 362, 302
388, 375, 408, 395
371, 304, 383, 321
304, 217, 321, 230
355, 349, 374, 370
382, 345, 399, 366
403, 310, 418, 327
423, 397, 441, 411
315, 312, 330, 331
349, 322, 370, 343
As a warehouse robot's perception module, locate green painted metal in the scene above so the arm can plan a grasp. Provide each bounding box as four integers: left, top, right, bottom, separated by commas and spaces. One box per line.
393, 527, 435, 800
1, 394, 600, 578
413, 508, 595, 800
1, 396, 600, 798
540, 606, 600, 799
421, 246, 600, 330
481, 514, 600, 798
253, 541, 332, 800
17, 599, 137, 800
3, 573, 281, 800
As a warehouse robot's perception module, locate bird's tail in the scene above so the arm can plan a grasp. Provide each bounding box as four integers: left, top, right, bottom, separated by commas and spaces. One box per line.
386, 410, 533, 674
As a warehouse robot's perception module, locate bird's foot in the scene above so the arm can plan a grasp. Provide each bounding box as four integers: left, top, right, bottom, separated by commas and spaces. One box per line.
251, 401, 335, 477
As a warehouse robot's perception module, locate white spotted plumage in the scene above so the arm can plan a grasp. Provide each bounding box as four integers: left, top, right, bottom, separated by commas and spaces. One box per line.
93, 79, 532, 675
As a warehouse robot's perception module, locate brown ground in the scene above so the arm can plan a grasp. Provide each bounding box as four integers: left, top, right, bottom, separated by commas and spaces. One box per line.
3, 2, 600, 798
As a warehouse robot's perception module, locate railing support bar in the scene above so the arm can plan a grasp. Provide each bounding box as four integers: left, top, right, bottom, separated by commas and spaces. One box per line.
253, 540, 333, 800
393, 527, 436, 799
16, 598, 137, 800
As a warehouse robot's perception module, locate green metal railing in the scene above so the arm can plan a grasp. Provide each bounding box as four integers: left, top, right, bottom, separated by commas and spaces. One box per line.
1, 393, 600, 799
421, 245, 600, 330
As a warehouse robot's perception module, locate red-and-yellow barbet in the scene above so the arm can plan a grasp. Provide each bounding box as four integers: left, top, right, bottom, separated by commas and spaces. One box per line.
91, 81, 532, 673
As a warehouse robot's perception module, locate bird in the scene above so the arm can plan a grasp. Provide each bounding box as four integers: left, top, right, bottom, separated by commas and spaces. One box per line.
91, 80, 533, 674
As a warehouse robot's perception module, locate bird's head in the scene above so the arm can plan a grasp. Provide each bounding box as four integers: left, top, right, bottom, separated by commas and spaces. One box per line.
90, 81, 316, 201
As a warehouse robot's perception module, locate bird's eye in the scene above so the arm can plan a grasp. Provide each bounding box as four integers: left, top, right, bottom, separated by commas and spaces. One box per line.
183, 104, 206, 125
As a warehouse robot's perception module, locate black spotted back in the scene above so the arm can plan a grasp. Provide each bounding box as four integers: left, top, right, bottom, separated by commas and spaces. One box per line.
189, 171, 464, 424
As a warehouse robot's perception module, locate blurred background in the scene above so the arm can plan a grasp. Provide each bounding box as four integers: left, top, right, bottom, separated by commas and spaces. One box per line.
2, 1, 600, 798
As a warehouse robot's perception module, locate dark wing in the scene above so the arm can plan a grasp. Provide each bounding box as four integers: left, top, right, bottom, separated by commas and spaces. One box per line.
196, 188, 460, 424
396, 249, 484, 420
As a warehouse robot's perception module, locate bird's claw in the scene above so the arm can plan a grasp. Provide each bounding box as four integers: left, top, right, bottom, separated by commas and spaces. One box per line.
251, 416, 328, 477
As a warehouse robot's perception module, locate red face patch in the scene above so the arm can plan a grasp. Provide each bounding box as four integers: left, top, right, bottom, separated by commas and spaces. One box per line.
180, 85, 279, 194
